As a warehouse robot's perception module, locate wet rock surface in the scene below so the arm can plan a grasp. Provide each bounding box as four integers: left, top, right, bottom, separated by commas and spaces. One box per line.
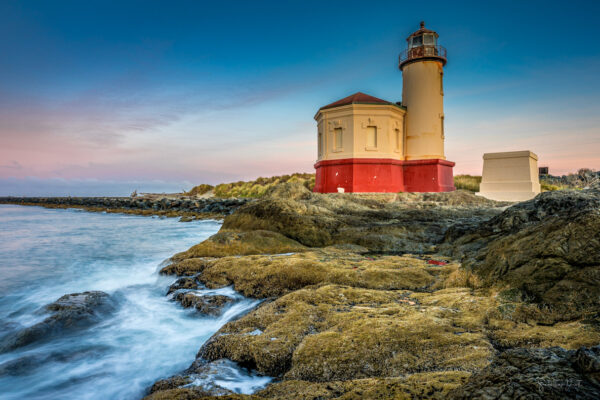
174, 293, 234, 316
449, 346, 600, 399
0, 291, 116, 353
147, 184, 600, 399
167, 276, 201, 294
145, 359, 271, 399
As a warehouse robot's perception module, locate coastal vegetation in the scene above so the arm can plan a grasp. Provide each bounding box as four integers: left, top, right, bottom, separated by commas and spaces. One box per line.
185, 173, 315, 199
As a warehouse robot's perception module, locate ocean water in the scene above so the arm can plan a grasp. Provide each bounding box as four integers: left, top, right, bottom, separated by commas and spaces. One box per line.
0, 205, 266, 400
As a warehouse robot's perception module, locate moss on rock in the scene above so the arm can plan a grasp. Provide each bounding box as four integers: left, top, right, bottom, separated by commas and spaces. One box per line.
167, 249, 454, 298
148, 186, 600, 399
197, 285, 495, 380
445, 190, 600, 324
256, 372, 471, 399
172, 230, 307, 260
221, 182, 506, 251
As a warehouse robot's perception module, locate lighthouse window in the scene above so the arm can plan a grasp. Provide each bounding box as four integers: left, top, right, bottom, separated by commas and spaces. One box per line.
366, 126, 377, 148
318, 131, 323, 156
334, 128, 343, 151
411, 35, 422, 47
424, 34, 435, 45
441, 115, 445, 139
395, 129, 401, 151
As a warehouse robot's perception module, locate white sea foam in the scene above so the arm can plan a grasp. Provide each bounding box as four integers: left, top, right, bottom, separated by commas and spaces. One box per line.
0, 205, 270, 400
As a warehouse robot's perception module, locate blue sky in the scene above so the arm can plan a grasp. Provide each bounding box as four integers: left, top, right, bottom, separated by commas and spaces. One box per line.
1, 0, 599, 195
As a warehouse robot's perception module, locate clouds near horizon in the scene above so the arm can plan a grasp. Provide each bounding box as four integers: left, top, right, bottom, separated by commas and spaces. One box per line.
1, 0, 599, 195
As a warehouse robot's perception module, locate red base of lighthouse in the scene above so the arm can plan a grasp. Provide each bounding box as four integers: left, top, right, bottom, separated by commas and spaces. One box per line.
313, 158, 455, 193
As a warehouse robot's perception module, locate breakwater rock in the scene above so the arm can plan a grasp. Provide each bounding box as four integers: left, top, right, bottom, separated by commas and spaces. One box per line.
0, 196, 252, 219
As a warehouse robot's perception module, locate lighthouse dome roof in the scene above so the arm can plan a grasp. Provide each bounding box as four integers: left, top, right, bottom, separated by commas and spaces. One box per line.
406, 21, 439, 40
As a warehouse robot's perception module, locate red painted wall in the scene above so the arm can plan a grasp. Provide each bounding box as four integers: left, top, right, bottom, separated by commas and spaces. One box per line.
314, 158, 454, 193
403, 159, 455, 192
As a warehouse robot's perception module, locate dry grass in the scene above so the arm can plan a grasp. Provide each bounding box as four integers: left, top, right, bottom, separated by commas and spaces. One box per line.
453, 175, 481, 192
540, 182, 568, 191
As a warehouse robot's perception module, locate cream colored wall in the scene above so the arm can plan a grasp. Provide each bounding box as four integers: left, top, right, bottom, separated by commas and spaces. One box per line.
477, 150, 541, 201
402, 60, 445, 160
315, 104, 405, 161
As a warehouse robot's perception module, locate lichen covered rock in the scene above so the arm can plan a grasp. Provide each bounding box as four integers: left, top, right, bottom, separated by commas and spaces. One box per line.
256, 372, 471, 399
445, 189, 600, 323
198, 285, 495, 379
222, 182, 505, 251
148, 186, 600, 399
171, 230, 307, 260
166, 249, 455, 298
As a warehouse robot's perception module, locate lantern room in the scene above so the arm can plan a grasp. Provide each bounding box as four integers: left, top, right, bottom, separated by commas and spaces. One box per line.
400, 21, 447, 69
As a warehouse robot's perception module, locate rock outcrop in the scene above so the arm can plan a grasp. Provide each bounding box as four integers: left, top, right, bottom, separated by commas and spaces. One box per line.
174, 293, 234, 316
147, 185, 600, 399
443, 189, 600, 324
449, 346, 600, 399
221, 182, 507, 252
0, 291, 116, 353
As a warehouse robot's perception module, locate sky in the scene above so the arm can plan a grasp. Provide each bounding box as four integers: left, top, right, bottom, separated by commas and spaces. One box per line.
1, 0, 599, 196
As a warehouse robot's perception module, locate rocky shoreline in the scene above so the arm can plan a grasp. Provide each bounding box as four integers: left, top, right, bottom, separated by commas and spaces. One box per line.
6, 185, 598, 399
142, 183, 600, 399
0, 196, 252, 220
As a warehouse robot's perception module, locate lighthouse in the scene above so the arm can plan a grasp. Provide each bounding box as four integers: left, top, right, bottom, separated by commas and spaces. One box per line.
400, 21, 446, 161
313, 22, 455, 193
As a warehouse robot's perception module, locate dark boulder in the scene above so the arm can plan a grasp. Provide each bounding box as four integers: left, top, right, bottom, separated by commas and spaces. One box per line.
444, 189, 600, 323
449, 346, 600, 399
0, 291, 116, 353
167, 276, 200, 294
174, 293, 234, 316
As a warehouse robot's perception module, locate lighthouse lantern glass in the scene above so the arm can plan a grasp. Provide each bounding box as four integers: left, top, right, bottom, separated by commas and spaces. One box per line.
424, 34, 435, 45
411, 35, 422, 48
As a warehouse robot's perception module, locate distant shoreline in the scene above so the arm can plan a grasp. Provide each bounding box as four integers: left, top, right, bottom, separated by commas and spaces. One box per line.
0, 196, 251, 221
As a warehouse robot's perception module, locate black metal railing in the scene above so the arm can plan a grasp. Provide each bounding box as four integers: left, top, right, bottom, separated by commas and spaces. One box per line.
399, 45, 447, 67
